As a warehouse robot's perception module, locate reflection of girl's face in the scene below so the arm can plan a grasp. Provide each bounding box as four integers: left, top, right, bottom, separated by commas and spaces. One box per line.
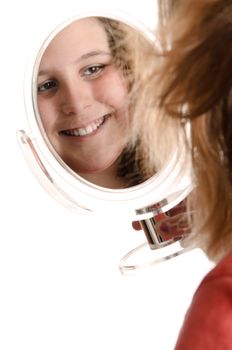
37, 18, 129, 175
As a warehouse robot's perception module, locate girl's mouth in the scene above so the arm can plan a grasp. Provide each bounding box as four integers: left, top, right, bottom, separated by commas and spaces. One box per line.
59, 114, 111, 137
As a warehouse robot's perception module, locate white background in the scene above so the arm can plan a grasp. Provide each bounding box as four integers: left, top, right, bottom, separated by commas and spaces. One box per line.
0, 1, 213, 349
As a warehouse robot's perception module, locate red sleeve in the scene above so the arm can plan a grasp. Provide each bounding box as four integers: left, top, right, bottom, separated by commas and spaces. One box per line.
174, 272, 232, 349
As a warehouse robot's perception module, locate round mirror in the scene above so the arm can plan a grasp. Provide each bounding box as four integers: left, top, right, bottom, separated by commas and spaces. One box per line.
18, 13, 193, 272
37, 16, 149, 190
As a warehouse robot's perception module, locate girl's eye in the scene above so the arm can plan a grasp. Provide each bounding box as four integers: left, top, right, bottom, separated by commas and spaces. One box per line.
81, 64, 106, 79
38, 80, 57, 93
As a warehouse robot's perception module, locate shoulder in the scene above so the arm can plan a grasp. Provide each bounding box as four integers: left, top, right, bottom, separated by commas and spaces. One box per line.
203, 252, 232, 283
175, 251, 232, 350
197, 251, 232, 302
193, 252, 232, 322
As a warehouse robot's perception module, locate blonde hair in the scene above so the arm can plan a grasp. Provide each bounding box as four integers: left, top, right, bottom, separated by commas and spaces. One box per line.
137, 0, 232, 261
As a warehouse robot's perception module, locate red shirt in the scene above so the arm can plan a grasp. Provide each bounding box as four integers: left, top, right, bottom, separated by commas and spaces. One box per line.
175, 252, 232, 349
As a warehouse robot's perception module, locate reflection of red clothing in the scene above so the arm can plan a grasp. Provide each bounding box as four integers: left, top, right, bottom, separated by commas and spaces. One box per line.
175, 252, 232, 349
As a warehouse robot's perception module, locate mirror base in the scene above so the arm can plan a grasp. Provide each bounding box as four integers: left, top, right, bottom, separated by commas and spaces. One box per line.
119, 238, 190, 275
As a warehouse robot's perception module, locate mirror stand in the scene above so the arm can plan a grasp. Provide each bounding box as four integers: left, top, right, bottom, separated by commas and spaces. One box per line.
119, 216, 190, 275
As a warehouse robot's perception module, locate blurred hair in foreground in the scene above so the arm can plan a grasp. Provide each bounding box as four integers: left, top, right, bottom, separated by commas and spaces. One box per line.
132, 0, 232, 262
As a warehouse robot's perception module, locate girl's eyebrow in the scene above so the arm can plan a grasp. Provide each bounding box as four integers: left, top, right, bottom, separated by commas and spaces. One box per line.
78, 50, 111, 61
38, 50, 111, 77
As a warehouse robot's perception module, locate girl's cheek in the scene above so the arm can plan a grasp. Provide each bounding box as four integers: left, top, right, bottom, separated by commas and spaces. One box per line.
38, 100, 54, 132
96, 82, 128, 110
94, 69, 128, 106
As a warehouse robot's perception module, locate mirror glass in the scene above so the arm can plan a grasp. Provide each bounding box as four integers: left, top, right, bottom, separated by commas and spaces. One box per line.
35, 16, 160, 190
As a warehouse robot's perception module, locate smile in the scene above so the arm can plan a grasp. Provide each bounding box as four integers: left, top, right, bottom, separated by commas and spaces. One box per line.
59, 114, 111, 137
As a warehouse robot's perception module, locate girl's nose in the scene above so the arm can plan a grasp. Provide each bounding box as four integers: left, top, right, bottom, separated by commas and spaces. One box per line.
60, 78, 93, 116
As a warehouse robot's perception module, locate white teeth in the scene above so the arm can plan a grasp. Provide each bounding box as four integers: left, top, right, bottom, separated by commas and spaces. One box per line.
60, 115, 109, 137
86, 125, 93, 134
78, 128, 87, 136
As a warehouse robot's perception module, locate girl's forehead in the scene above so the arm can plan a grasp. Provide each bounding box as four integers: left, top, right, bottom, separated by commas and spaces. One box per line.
39, 18, 111, 71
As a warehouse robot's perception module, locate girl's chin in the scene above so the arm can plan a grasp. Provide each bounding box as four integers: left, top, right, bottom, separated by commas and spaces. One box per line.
65, 150, 124, 174
66, 158, 118, 175
75, 163, 116, 175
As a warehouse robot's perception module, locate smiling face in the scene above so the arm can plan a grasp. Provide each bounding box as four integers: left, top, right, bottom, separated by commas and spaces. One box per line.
37, 18, 130, 181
